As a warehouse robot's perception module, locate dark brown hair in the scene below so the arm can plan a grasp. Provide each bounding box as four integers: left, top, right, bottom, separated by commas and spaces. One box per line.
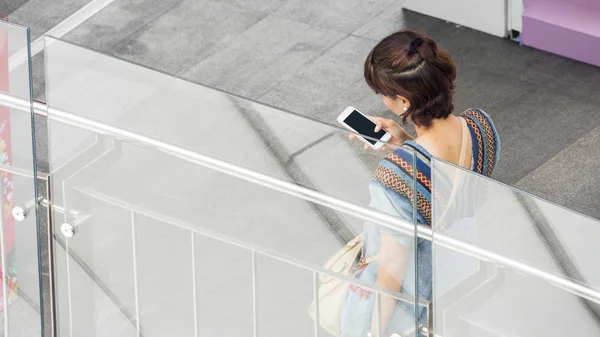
364, 30, 456, 127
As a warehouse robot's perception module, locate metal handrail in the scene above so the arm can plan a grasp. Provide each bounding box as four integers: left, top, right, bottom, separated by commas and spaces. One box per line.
2, 90, 600, 305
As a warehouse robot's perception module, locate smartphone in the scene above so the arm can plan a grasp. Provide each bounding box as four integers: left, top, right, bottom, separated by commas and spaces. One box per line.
337, 106, 391, 150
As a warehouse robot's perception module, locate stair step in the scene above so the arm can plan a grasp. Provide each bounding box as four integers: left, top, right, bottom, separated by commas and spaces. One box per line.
522, 0, 600, 67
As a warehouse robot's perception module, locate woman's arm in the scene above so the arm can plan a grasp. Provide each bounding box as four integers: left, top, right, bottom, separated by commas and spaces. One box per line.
366, 172, 417, 336
370, 234, 410, 335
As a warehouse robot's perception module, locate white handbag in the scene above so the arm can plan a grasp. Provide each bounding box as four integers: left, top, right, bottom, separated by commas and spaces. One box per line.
308, 235, 376, 336
309, 117, 470, 336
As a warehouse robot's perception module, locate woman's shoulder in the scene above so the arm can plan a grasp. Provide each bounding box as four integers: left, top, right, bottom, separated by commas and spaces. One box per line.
373, 147, 416, 185
461, 108, 499, 135
461, 108, 492, 119
374, 145, 432, 179
370, 146, 434, 225
461, 108, 501, 175
371, 145, 433, 196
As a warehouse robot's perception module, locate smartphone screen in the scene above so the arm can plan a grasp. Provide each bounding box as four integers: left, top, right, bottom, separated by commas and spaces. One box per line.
343, 110, 387, 145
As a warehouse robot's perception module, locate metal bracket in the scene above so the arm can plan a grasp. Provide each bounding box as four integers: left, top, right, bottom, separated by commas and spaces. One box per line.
60, 223, 76, 238
11, 206, 27, 222
11, 196, 43, 222
14, 196, 91, 227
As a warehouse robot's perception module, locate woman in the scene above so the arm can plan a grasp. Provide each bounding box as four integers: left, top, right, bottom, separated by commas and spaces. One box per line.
340, 30, 500, 336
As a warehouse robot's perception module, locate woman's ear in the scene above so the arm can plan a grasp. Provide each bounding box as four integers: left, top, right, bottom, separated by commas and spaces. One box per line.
397, 95, 410, 108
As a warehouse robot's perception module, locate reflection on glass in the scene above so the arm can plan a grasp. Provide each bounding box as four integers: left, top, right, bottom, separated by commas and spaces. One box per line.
193, 233, 253, 336
432, 158, 600, 336
53, 192, 137, 336
256, 254, 315, 336
44, 37, 420, 336
0, 21, 42, 336
42, 36, 398, 211
45, 138, 422, 337
136, 214, 195, 336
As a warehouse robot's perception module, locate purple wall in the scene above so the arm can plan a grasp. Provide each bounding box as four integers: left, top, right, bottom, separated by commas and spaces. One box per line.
525, 0, 600, 10
522, 0, 600, 67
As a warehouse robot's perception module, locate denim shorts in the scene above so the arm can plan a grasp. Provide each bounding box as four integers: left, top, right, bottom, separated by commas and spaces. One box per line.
339, 261, 426, 337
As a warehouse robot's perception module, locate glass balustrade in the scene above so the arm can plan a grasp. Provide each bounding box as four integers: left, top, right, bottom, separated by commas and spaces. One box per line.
431, 158, 600, 337
0, 21, 43, 336
0, 20, 598, 337
43, 37, 422, 337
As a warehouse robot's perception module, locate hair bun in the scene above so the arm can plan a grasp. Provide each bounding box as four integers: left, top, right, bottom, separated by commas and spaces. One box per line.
408, 38, 421, 55
414, 37, 436, 61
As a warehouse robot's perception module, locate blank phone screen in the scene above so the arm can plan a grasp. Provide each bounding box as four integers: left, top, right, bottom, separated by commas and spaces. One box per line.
344, 110, 386, 145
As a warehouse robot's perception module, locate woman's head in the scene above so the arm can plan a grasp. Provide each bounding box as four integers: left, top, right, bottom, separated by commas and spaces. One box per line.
365, 30, 456, 128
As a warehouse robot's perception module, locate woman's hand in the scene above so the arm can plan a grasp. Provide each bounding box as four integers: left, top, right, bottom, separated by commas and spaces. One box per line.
348, 116, 413, 150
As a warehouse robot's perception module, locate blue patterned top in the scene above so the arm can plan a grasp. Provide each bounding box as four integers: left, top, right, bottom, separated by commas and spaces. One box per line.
372, 108, 501, 226
340, 109, 501, 337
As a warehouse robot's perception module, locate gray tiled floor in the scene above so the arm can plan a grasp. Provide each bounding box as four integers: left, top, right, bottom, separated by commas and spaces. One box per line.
60, 0, 185, 51
112, 0, 267, 75
273, 0, 395, 34
0, 0, 28, 20
353, 2, 460, 40
259, 35, 380, 122
5, 0, 91, 39
517, 124, 600, 220
491, 88, 600, 184
219, 0, 288, 13
185, 15, 346, 98
4, 0, 600, 219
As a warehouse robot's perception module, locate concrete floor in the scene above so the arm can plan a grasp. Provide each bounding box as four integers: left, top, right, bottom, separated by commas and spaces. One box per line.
5, 0, 599, 219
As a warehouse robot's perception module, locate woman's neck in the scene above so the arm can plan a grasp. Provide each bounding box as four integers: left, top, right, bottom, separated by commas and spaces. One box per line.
414, 114, 459, 139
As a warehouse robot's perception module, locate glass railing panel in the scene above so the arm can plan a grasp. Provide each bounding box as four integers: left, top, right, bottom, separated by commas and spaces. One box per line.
135, 213, 195, 336
255, 254, 315, 335
193, 232, 254, 336
0, 21, 43, 336
43, 36, 391, 210
52, 197, 138, 337
431, 158, 600, 336
256, 254, 426, 337
46, 139, 421, 337
45, 38, 422, 335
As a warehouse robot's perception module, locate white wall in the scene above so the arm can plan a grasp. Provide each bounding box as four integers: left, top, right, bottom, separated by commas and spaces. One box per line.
404, 0, 507, 37
509, 0, 524, 33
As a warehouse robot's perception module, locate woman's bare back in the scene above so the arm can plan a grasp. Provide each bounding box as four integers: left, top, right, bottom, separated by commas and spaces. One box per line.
414, 114, 473, 169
